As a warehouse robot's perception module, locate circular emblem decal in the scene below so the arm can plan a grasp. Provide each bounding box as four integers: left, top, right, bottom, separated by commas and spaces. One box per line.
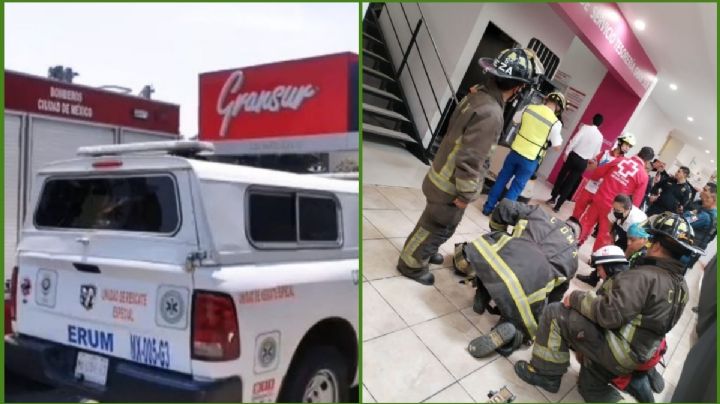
258, 336, 277, 367
41, 276, 52, 295
160, 289, 184, 324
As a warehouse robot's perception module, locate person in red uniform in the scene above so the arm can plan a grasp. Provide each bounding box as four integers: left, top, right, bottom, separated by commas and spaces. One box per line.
578, 146, 654, 252
570, 136, 633, 223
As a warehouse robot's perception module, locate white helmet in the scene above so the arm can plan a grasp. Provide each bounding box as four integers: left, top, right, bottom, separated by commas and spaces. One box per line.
590, 245, 628, 267
617, 133, 637, 147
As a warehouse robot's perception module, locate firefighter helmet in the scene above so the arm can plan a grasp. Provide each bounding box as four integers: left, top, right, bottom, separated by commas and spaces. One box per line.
646, 213, 703, 256
546, 91, 567, 111
478, 48, 544, 84
565, 219, 581, 238
453, 243, 475, 277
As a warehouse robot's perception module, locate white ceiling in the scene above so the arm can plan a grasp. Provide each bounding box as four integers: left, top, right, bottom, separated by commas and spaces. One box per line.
618, 3, 717, 162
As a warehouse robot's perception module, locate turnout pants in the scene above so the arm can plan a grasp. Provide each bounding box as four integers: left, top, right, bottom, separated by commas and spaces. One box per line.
530, 303, 633, 378
398, 199, 465, 270
551, 152, 588, 210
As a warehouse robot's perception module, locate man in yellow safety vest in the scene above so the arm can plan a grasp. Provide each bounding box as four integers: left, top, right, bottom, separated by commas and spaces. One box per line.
482, 91, 566, 216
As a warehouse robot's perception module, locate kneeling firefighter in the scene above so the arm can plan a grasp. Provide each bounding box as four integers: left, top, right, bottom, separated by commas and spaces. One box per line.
453, 199, 580, 357
514, 212, 703, 402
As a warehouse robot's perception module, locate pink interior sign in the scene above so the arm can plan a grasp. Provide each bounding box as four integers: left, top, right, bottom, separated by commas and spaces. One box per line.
551, 3, 657, 98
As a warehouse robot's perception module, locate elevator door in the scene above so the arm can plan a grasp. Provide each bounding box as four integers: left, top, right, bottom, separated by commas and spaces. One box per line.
428, 22, 517, 157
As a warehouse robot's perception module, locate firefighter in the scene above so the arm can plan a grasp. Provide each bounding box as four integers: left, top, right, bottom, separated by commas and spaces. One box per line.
397, 48, 543, 285
482, 91, 566, 216
451, 199, 579, 358
514, 213, 702, 403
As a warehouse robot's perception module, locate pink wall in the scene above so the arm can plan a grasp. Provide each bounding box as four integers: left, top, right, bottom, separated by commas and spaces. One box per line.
550, 3, 656, 98
549, 72, 641, 182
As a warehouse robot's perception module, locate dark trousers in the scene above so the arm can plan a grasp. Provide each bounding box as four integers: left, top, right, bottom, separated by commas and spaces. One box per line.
646, 203, 672, 216
551, 151, 588, 210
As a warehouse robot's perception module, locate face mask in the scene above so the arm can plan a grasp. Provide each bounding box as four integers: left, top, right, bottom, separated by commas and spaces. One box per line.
507, 88, 522, 104
613, 211, 625, 220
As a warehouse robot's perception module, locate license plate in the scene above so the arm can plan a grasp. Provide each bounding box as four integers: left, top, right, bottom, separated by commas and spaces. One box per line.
75, 352, 109, 386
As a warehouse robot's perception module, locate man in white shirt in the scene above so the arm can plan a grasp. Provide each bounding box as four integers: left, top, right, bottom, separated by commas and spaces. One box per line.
547, 114, 604, 212
576, 193, 647, 286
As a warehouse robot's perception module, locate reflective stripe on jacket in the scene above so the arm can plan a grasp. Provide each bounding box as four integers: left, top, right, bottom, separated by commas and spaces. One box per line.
425, 82, 504, 203
569, 256, 688, 373
464, 200, 579, 339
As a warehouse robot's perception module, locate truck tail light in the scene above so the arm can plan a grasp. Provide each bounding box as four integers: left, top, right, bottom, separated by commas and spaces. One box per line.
191, 291, 240, 361
9, 266, 18, 324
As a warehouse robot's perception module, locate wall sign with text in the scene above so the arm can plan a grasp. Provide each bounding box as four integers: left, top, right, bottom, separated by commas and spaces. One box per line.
199, 52, 358, 142
5, 70, 180, 134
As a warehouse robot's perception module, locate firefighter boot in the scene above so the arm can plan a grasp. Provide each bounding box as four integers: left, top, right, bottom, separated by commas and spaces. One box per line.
647, 367, 665, 393
496, 327, 524, 357
472, 282, 492, 315
468, 322, 516, 358
626, 373, 655, 403
429, 253, 444, 265
514, 361, 561, 393
397, 264, 435, 285
576, 270, 600, 287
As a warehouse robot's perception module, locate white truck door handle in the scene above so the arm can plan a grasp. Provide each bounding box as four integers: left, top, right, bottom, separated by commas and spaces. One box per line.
76, 237, 90, 245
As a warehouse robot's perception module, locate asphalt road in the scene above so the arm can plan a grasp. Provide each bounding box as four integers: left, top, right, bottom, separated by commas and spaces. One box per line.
5, 371, 86, 402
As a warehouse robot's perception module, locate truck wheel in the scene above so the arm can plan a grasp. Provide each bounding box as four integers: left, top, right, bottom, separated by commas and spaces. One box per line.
279, 345, 349, 403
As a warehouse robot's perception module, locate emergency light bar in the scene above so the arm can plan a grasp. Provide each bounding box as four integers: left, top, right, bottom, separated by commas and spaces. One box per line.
77, 141, 215, 157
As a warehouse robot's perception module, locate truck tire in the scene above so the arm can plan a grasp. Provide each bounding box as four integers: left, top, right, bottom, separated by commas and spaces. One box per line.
278, 345, 349, 403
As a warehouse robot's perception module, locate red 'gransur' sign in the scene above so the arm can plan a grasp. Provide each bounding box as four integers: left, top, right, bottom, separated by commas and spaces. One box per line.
5, 70, 180, 134
199, 52, 358, 141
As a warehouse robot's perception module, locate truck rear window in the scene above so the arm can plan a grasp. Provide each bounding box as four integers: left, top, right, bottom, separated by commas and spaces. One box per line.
34, 175, 180, 233
248, 189, 341, 248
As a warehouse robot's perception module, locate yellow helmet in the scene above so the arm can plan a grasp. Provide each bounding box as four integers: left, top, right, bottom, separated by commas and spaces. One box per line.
546, 91, 567, 111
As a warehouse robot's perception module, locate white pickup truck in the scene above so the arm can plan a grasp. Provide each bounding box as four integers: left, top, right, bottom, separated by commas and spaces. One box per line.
5, 141, 359, 402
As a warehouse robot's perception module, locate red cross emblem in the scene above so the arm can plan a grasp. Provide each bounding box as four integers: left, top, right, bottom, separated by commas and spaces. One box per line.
616, 159, 639, 178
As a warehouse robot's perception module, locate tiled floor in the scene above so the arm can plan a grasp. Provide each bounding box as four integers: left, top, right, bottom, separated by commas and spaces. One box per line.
362, 140, 428, 188
362, 179, 705, 403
